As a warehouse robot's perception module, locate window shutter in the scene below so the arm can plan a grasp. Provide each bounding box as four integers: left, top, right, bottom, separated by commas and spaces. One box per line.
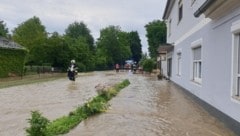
193, 47, 201, 60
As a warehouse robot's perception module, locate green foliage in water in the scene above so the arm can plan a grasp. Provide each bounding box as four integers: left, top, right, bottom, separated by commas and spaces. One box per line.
26, 111, 49, 136
26, 79, 130, 136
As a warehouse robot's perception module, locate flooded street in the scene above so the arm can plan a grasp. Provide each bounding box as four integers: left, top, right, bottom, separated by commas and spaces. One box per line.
0, 71, 126, 136
0, 71, 236, 136
66, 73, 236, 136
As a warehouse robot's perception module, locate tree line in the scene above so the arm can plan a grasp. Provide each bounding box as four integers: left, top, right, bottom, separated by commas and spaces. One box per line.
0, 17, 166, 72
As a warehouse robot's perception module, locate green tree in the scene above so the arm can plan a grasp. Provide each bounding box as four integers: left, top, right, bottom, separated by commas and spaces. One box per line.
129, 31, 142, 63
118, 31, 132, 65
12, 16, 47, 64
24, 31, 73, 71
95, 49, 108, 70
52, 42, 72, 70
65, 21, 95, 52
64, 22, 96, 71
96, 26, 131, 68
145, 20, 166, 59
47, 32, 62, 46
12, 16, 47, 50
0, 20, 9, 37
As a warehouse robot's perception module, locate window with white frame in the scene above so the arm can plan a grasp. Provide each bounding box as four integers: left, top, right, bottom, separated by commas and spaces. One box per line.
177, 52, 182, 76
231, 20, 240, 99
178, 0, 183, 22
193, 46, 202, 83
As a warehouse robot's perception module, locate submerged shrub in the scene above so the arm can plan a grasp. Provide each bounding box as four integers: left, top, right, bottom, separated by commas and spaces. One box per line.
26, 111, 49, 136
86, 97, 108, 114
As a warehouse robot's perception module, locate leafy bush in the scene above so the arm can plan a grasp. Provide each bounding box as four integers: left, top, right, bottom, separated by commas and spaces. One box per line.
85, 96, 108, 115
26, 111, 49, 136
143, 59, 155, 73
46, 115, 83, 135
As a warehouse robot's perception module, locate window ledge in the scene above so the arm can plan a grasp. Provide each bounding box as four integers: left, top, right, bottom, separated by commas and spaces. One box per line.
231, 96, 240, 104
232, 95, 240, 101
177, 74, 181, 77
191, 79, 202, 86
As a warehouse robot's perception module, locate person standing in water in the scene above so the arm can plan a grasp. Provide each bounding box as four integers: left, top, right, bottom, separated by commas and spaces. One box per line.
67, 60, 78, 81
115, 63, 120, 73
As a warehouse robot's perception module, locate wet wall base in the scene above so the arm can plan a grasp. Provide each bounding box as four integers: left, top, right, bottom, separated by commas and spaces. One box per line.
171, 81, 240, 136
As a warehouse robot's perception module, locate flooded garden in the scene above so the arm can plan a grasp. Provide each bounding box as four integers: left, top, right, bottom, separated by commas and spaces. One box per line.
0, 71, 236, 136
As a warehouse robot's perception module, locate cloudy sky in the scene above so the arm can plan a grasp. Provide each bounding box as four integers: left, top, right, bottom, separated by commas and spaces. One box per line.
0, 0, 167, 53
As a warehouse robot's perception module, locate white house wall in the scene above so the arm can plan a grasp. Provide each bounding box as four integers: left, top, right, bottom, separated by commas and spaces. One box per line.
162, 60, 168, 78
167, 1, 240, 123
167, 0, 206, 44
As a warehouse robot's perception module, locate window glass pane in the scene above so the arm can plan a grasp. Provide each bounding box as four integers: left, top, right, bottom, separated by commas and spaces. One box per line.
237, 77, 240, 96
178, 0, 183, 22
179, 6, 183, 21
177, 54, 181, 75
177, 58, 179, 74
238, 34, 240, 74
194, 62, 197, 78
193, 47, 201, 60
169, 19, 172, 35
199, 62, 202, 78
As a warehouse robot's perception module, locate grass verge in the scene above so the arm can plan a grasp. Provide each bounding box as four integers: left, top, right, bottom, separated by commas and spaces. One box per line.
0, 73, 66, 89
26, 79, 130, 136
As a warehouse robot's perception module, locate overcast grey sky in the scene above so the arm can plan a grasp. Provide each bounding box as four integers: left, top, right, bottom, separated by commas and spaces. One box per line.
0, 0, 167, 53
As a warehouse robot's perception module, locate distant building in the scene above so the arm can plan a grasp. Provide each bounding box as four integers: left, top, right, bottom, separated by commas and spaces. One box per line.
0, 37, 27, 77
162, 0, 240, 132
157, 44, 174, 79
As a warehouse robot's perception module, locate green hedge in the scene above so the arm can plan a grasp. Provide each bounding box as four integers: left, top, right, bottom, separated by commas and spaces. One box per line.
0, 48, 27, 77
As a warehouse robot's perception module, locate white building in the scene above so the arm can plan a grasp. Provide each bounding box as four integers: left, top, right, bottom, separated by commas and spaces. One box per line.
162, 0, 240, 132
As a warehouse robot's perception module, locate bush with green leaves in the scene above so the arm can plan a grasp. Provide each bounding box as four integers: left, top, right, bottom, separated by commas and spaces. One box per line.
26, 111, 49, 136
142, 59, 155, 73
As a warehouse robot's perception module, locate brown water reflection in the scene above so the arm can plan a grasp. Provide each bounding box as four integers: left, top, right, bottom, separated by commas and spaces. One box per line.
66, 74, 236, 136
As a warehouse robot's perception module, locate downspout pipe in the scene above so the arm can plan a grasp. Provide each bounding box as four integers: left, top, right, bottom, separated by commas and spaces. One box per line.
194, 0, 216, 17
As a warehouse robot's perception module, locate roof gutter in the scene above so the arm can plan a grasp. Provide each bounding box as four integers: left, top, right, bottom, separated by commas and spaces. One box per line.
194, 0, 216, 17
162, 0, 175, 20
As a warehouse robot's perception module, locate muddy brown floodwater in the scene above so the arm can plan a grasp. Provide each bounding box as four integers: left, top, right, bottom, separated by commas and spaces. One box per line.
0, 71, 236, 136
66, 72, 236, 136
0, 71, 126, 136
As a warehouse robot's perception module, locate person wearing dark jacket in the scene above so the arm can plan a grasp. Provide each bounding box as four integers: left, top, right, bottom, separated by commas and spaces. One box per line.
67, 60, 78, 81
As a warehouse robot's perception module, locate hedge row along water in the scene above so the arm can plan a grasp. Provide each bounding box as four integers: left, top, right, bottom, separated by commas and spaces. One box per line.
0, 48, 27, 77
26, 79, 130, 136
